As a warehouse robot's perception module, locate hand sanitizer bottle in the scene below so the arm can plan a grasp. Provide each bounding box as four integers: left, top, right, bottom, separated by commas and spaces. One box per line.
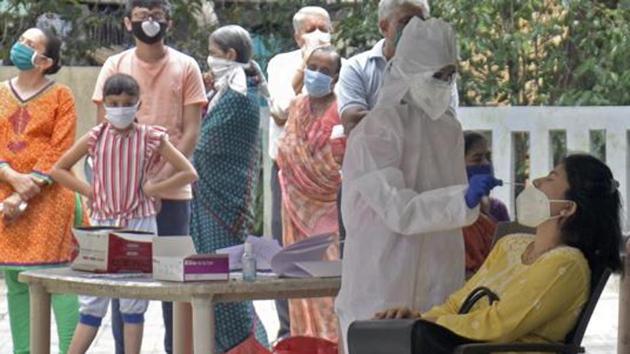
242, 241, 257, 282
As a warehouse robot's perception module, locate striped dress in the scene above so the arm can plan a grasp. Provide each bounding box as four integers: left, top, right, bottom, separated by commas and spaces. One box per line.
88, 122, 166, 226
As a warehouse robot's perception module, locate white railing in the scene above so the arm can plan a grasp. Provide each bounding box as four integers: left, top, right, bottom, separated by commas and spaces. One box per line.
459, 106, 630, 221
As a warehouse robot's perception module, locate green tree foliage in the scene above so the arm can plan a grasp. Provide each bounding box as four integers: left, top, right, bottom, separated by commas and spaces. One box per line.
433, 0, 630, 106
334, 0, 630, 106
0, 0, 208, 66
2, 0, 629, 106
333, 0, 380, 58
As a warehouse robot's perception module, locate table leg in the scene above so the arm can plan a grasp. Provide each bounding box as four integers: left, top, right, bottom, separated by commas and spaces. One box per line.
173, 301, 193, 354
191, 297, 215, 354
29, 284, 51, 354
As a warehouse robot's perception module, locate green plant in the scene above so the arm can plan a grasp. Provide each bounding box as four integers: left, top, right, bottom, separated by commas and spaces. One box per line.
430, 0, 630, 106
0, 0, 208, 66
333, 0, 380, 58
1, 0, 93, 64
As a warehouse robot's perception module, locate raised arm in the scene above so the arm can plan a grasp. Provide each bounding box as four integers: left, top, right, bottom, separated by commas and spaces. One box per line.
50, 133, 92, 198
342, 109, 479, 236
143, 137, 198, 197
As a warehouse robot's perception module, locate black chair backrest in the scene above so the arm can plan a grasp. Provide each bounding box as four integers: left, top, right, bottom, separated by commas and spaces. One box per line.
492, 221, 535, 246
564, 268, 612, 345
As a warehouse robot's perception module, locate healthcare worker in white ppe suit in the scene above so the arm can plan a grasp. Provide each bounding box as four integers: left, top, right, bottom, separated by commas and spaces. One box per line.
335, 16, 502, 351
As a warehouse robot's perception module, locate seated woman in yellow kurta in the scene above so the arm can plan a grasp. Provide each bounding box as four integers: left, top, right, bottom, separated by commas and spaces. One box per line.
376, 154, 622, 353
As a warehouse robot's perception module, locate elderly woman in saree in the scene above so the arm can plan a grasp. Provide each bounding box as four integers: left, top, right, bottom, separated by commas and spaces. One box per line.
277, 46, 346, 341
191, 25, 270, 352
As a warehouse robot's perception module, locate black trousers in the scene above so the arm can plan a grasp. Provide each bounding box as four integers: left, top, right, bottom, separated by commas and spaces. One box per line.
412, 320, 478, 354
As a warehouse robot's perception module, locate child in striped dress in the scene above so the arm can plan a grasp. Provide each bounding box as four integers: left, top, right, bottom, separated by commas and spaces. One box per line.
51, 73, 198, 354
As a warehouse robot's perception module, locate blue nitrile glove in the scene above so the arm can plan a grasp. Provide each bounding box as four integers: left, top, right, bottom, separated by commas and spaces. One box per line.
465, 175, 503, 209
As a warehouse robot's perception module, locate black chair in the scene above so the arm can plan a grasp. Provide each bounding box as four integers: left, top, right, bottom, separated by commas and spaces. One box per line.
347, 269, 612, 354
348, 319, 418, 354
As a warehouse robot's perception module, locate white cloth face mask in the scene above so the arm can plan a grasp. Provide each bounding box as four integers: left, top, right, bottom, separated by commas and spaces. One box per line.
302, 30, 331, 49
105, 103, 139, 129
207, 56, 238, 81
516, 183, 573, 228
141, 20, 161, 37
207, 55, 249, 84
406, 71, 453, 120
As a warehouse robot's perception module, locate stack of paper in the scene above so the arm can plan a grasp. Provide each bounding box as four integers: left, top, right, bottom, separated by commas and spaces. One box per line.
271, 234, 338, 278
216, 234, 340, 278
216, 235, 282, 271
293, 260, 342, 278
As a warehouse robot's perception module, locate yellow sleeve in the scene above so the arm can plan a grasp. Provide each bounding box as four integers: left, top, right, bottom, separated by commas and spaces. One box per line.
423, 237, 506, 318
32, 87, 77, 180
434, 251, 590, 343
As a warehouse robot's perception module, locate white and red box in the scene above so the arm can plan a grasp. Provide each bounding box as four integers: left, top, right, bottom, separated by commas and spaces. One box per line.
72, 227, 154, 273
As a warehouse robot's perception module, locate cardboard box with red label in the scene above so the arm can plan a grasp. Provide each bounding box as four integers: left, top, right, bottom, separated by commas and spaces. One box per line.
72, 227, 154, 273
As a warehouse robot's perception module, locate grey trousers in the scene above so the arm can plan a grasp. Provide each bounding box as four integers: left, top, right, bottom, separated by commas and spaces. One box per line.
272, 162, 291, 338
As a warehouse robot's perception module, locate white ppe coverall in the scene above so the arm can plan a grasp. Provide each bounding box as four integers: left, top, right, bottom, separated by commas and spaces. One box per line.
335, 17, 479, 352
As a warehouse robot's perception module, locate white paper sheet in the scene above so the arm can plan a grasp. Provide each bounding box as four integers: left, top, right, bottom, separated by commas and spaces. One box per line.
270, 234, 335, 277
216, 235, 282, 271
295, 260, 342, 278
218, 234, 337, 278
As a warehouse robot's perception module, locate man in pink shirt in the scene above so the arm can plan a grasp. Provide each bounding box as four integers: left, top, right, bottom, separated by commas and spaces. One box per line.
91, 1, 207, 353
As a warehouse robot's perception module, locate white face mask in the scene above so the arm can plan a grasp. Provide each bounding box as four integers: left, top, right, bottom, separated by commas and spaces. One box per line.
406, 71, 453, 120
141, 20, 161, 37
207, 56, 241, 83
302, 29, 331, 50
105, 103, 138, 129
516, 183, 573, 228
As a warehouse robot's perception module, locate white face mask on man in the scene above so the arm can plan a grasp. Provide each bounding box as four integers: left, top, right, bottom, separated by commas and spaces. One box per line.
105, 103, 139, 129
302, 29, 331, 50
516, 183, 574, 228
392, 17, 458, 121
406, 71, 453, 120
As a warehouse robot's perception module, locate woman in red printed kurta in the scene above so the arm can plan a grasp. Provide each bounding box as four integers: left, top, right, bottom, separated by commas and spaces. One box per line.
0, 28, 79, 354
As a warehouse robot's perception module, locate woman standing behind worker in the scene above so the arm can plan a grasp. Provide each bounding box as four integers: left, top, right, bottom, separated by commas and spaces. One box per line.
463, 131, 510, 274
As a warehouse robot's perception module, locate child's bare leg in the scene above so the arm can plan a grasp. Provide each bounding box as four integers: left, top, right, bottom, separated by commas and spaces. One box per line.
120, 299, 148, 354
70, 296, 108, 354
123, 323, 144, 354
67, 323, 98, 354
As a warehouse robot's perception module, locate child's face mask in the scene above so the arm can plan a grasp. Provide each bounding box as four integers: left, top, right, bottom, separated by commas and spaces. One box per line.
105, 103, 139, 129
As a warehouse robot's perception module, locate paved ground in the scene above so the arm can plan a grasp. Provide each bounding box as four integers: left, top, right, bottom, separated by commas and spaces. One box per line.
0, 276, 618, 353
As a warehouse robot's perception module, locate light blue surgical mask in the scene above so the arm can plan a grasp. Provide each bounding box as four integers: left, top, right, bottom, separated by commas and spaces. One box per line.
105, 103, 139, 129
10, 42, 36, 71
304, 69, 333, 98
